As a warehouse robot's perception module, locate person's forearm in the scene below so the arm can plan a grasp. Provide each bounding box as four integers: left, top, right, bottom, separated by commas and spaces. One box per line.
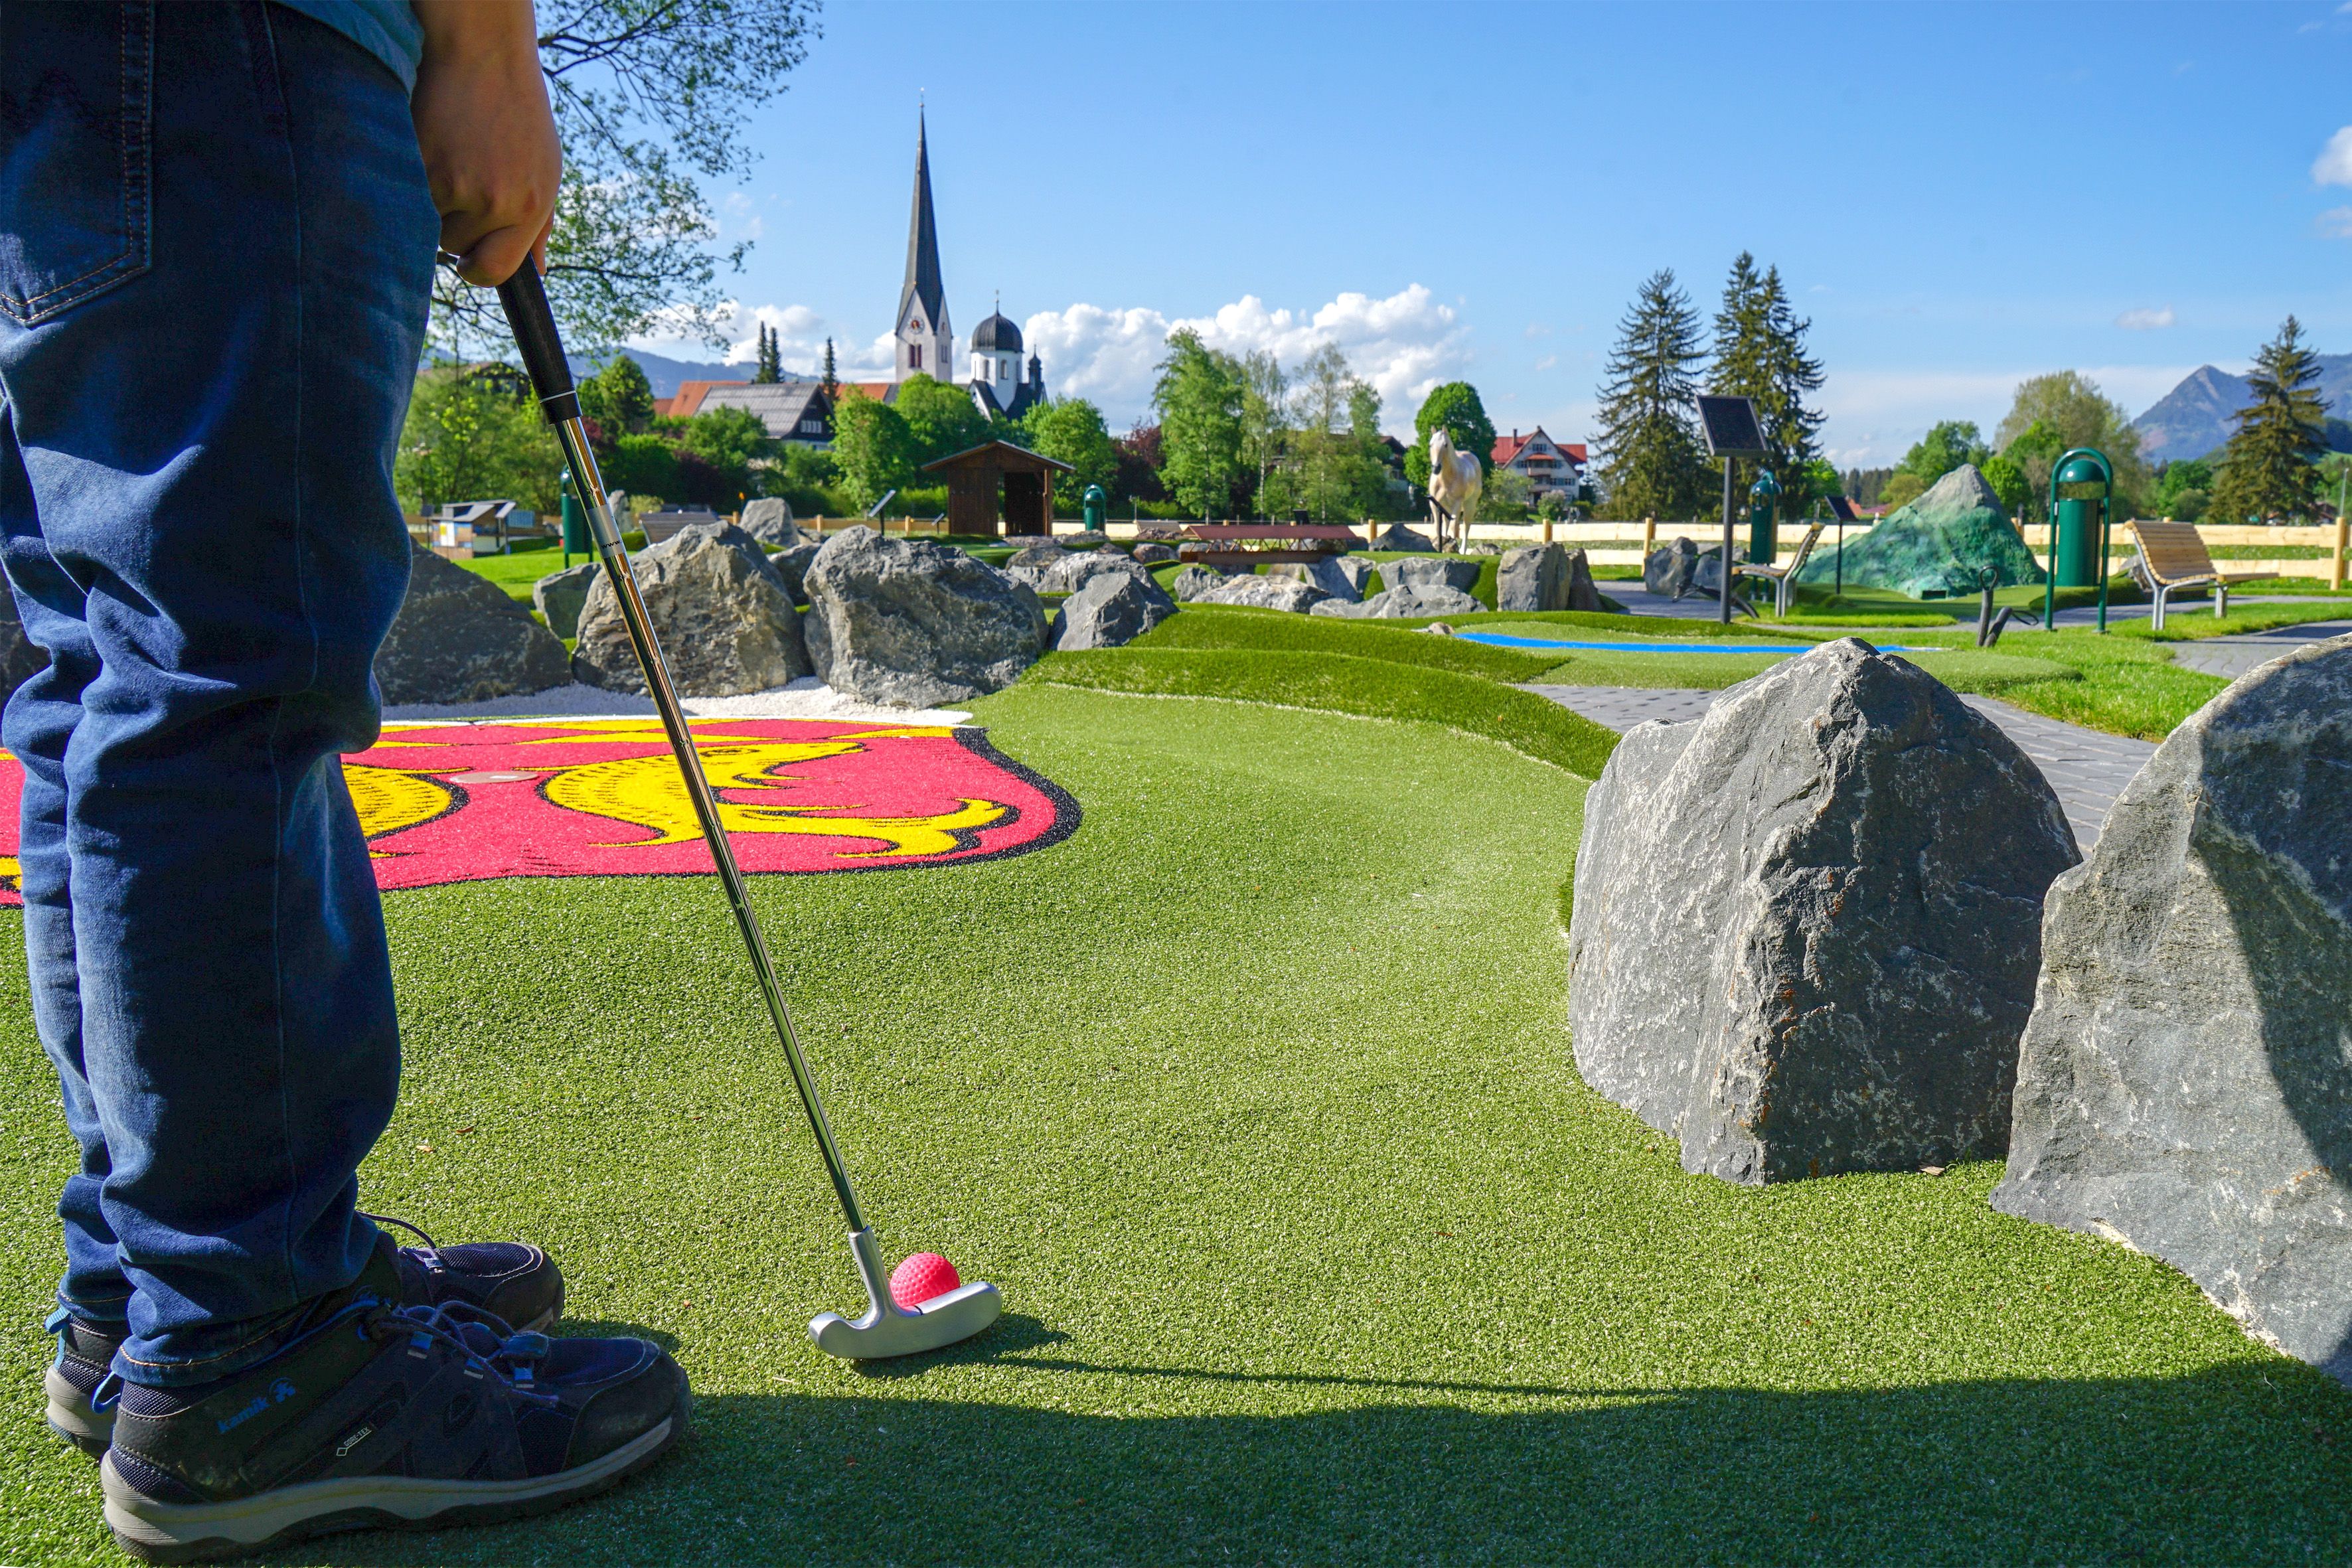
411, 0, 560, 285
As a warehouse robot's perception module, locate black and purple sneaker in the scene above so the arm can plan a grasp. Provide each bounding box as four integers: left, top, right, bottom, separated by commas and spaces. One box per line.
43, 1215, 564, 1458
96, 1243, 688, 1563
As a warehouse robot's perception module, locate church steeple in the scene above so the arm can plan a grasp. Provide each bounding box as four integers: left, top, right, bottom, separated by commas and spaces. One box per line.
894, 111, 953, 382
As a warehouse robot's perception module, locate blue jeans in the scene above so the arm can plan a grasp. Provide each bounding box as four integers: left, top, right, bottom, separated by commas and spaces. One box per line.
0, 2, 435, 1385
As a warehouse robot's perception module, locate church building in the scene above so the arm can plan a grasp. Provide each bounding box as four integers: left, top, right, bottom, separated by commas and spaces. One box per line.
892, 114, 1045, 422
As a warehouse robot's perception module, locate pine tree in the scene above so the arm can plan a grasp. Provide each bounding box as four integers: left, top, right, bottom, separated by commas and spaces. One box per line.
2210, 315, 2329, 523
1593, 270, 1710, 520
1709, 253, 1825, 501
821, 337, 838, 400
752, 323, 781, 384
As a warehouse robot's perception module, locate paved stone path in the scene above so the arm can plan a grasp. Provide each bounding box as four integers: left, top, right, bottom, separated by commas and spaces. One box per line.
1524, 683, 2156, 849
2164, 619, 2352, 678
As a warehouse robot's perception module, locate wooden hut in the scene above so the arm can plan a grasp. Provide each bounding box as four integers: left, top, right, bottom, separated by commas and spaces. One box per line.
921, 440, 1074, 538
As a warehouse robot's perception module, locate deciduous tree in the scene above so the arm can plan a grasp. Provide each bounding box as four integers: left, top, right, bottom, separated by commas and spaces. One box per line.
1405, 382, 1496, 489
1018, 398, 1118, 501
830, 395, 917, 511
396, 364, 564, 514
1153, 330, 1246, 518
893, 373, 990, 466
1995, 372, 2147, 516
431, 0, 821, 356
576, 356, 657, 434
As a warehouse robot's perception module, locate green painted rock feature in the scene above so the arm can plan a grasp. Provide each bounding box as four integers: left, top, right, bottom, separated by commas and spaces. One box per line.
1796, 463, 2046, 597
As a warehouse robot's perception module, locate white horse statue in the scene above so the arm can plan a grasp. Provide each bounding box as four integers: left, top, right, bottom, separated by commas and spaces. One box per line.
1427, 429, 1482, 550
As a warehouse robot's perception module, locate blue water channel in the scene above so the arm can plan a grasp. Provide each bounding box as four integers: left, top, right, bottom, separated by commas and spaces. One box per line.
1455, 632, 1923, 655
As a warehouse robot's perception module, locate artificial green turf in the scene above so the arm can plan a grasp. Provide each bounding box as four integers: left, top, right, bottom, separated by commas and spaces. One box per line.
1134, 605, 1566, 681
7, 686, 2349, 1564
1031, 647, 1619, 778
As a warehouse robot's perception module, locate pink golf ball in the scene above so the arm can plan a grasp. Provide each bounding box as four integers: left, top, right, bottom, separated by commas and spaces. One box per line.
890, 1251, 961, 1310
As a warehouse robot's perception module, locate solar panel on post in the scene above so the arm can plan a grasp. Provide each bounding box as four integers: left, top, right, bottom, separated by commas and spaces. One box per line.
1692, 396, 1765, 623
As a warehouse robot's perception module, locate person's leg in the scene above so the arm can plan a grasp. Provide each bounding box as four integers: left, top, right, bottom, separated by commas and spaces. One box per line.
0, 0, 424, 1384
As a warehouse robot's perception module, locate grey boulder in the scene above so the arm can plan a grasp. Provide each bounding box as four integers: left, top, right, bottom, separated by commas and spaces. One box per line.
377, 542, 572, 704
1131, 542, 1177, 564
1008, 540, 1070, 572
1992, 635, 2352, 1385
1499, 544, 1568, 612
802, 524, 1048, 706
1051, 570, 1177, 651
1193, 574, 1327, 611
1644, 536, 1703, 597
1564, 547, 1605, 613
1170, 566, 1227, 603
1265, 557, 1362, 603
1382, 556, 1481, 595
739, 497, 803, 548
1048, 550, 1151, 595
1313, 583, 1484, 619
771, 541, 820, 605
573, 522, 809, 697
1567, 639, 2078, 1184
1370, 524, 1435, 552
531, 560, 600, 640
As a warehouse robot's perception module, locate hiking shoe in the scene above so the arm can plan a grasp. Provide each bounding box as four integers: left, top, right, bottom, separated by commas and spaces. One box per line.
99, 1246, 688, 1564
44, 1217, 562, 1458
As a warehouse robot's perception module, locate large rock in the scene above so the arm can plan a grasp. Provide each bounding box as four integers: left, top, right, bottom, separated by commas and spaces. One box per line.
1133, 523, 1188, 543
1795, 463, 2045, 597
377, 542, 572, 704
1644, 536, 1703, 597
1048, 550, 1151, 595
1567, 639, 2079, 1184
1265, 557, 1362, 603
740, 497, 803, 548
802, 524, 1048, 706
1992, 635, 2352, 1385
1382, 556, 1482, 595
1370, 524, 1435, 552
1052, 570, 1177, 651
771, 541, 820, 605
1499, 544, 1567, 612
573, 522, 809, 697
1312, 583, 1484, 619
1008, 540, 1070, 572
1131, 542, 1177, 564
532, 560, 599, 641
1193, 574, 1327, 612
1170, 566, 1227, 603
1564, 547, 1606, 613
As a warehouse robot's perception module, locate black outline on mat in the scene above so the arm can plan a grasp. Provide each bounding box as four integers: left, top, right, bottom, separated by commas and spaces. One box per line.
362, 724, 1081, 890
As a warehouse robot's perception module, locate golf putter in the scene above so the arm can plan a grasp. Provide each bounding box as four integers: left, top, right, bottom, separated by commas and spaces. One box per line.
489, 260, 1002, 1360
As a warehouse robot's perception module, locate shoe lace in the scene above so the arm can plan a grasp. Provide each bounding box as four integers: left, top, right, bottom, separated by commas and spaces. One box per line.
370, 1299, 561, 1406
360, 1210, 443, 1272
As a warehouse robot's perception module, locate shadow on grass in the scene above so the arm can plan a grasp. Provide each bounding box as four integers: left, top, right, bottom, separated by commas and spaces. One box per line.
291, 1361, 2352, 1567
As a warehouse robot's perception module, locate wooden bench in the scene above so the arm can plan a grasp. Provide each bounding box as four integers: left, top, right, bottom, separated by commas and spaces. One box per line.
2126, 520, 2268, 630
1732, 519, 1826, 617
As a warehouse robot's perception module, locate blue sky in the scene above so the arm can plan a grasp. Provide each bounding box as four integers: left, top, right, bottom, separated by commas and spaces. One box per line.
645, 1, 2352, 465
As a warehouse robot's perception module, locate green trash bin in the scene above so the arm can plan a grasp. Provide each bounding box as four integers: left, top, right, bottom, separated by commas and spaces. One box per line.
560, 472, 592, 562
1746, 469, 1781, 565
2043, 447, 2116, 633
1081, 483, 1107, 534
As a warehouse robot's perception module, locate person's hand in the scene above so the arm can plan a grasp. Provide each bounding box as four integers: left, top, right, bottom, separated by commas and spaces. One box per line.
410, 0, 560, 285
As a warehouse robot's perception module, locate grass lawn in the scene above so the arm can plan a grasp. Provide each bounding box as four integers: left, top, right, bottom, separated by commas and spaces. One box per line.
6, 682, 2351, 1563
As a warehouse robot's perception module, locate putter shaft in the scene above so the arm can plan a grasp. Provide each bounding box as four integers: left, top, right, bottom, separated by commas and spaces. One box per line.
494, 264, 868, 1237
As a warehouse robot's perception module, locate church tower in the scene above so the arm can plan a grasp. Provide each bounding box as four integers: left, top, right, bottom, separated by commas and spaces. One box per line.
894, 113, 953, 382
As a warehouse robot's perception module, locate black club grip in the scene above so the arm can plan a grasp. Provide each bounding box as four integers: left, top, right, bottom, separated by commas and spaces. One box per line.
495, 261, 582, 425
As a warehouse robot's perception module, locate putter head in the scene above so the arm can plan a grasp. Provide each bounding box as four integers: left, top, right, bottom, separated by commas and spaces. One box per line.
809, 1227, 1002, 1360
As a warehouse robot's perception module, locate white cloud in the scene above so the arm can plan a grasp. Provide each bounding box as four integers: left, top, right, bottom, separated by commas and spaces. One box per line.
1023, 283, 1472, 433
2114, 305, 2175, 330
2314, 127, 2352, 185
2318, 205, 2352, 238
1533, 354, 1559, 371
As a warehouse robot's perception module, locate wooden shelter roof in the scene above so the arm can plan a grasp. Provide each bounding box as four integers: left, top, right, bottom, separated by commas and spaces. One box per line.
920, 439, 1074, 476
